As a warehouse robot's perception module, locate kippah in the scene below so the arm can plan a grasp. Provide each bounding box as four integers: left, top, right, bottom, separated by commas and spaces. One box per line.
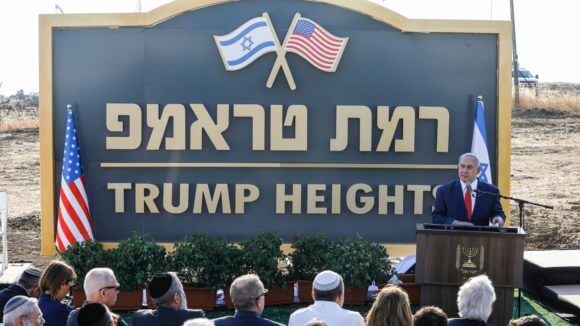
4, 296, 31, 314
77, 303, 107, 326
313, 270, 341, 291
148, 273, 173, 299
22, 267, 42, 278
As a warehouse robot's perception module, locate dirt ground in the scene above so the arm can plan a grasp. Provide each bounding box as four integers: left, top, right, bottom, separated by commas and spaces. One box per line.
0, 111, 578, 269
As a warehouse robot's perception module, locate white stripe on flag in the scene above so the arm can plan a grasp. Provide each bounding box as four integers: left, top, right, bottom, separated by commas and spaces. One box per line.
59, 197, 86, 241
72, 178, 94, 238
56, 219, 72, 249
61, 180, 92, 237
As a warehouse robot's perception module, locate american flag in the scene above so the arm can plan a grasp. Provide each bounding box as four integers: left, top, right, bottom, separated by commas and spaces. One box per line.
55, 109, 94, 252
284, 17, 348, 72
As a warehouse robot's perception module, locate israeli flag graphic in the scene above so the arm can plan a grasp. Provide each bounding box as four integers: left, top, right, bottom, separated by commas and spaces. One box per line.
214, 17, 277, 71
471, 98, 493, 184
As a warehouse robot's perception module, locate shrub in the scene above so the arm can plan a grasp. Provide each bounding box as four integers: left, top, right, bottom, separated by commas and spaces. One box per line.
289, 233, 331, 281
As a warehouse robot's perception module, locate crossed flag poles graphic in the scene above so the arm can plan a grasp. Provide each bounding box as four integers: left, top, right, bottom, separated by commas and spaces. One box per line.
214, 13, 348, 90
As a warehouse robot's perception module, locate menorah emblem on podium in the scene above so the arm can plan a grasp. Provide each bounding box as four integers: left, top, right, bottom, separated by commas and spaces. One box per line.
461, 247, 478, 269
456, 244, 485, 273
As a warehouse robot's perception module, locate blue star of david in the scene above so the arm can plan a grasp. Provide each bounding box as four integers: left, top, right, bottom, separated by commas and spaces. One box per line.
478, 163, 489, 183
241, 36, 254, 51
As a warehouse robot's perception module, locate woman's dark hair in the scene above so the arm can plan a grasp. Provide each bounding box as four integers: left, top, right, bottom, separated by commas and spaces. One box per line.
39, 260, 76, 300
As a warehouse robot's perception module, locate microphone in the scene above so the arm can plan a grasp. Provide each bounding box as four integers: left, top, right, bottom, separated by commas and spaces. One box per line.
466, 182, 475, 197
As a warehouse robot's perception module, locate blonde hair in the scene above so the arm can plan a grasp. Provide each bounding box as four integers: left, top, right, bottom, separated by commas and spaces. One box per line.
39, 260, 76, 301
366, 285, 412, 326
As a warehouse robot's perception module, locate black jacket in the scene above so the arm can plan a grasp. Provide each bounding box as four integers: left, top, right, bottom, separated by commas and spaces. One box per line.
0, 284, 28, 320
132, 306, 205, 326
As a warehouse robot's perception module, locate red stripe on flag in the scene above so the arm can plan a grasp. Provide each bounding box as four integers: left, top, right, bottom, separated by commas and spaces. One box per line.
69, 179, 90, 223
313, 27, 343, 46
287, 39, 334, 65
57, 205, 77, 249
60, 187, 91, 241
286, 44, 332, 70
55, 231, 67, 252
290, 34, 338, 60
311, 33, 341, 52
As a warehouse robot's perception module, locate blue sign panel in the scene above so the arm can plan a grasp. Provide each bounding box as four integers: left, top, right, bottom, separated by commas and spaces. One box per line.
44, 0, 508, 247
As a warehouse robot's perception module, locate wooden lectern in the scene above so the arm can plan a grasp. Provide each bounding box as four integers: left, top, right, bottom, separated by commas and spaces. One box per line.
416, 224, 525, 326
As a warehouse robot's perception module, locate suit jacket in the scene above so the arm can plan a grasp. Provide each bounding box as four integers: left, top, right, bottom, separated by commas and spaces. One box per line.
38, 293, 73, 326
214, 311, 285, 326
0, 284, 28, 320
432, 179, 505, 226
448, 318, 490, 326
132, 306, 204, 326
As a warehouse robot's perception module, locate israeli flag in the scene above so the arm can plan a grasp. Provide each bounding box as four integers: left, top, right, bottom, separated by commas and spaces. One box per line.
471, 98, 493, 184
214, 17, 277, 71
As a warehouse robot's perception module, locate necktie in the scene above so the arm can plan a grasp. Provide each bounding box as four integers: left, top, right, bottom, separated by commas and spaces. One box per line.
465, 189, 472, 221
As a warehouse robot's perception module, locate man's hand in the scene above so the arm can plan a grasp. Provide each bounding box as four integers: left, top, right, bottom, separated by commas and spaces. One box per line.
452, 220, 474, 226
491, 215, 504, 226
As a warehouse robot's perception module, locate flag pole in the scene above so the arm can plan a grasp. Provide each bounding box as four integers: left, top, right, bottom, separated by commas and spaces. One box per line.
265, 12, 298, 90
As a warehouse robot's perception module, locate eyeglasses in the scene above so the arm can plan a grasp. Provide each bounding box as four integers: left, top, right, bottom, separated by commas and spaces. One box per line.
255, 289, 269, 301
99, 285, 120, 292
22, 314, 44, 322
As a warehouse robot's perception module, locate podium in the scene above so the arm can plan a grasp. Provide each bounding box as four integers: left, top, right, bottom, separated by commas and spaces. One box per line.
416, 224, 525, 326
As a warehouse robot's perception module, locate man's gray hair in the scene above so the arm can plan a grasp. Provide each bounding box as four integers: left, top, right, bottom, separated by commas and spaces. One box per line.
457, 274, 496, 321
230, 274, 265, 311
84, 268, 117, 296
2, 296, 39, 326
152, 272, 186, 309
458, 153, 480, 167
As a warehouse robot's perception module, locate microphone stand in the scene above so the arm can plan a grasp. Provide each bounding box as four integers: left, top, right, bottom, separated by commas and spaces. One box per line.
474, 188, 554, 317
474, 189, 554, 229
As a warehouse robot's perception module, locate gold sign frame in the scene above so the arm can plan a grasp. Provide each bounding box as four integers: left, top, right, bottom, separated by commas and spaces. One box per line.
39, 0, 512, 255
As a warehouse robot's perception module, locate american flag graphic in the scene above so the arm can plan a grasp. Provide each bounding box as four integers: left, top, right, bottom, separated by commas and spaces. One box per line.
55, 109, 94, 252
284, 17, 348, 72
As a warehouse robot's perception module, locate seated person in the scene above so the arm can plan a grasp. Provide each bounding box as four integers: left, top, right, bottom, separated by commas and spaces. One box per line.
213, 274, 283, 326
449, 275, 496, 326
132, 272, 204, 326
76, 302, 114, 326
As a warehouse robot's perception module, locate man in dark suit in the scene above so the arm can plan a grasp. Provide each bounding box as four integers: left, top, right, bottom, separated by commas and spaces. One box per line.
433, 153, 505, 226
213, 274, 284, 326
0, 266, 42, 320
132, 272, 204, 326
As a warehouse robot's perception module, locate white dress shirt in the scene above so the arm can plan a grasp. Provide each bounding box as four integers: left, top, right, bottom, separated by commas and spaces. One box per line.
460, 178, 478, 213
288, 301, 365, 326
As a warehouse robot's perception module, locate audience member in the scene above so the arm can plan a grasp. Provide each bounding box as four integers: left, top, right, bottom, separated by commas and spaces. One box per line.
413, 306, 448, 326
183, 318, 215, 326
0, 267, 42, 320
288, 270, 364, 326
132, 272, 204, 326
508, 315, 546, 326
449, 275, 496, 326
366, 285, 412, 326
38, 260, 76, 325
213, 274, 284, 326
67, 268, 127, 326
3, 295, 45, 326
76, 303, 113, 326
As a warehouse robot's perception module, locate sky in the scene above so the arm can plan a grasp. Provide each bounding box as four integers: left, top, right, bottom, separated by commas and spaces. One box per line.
0, 0, 578, 96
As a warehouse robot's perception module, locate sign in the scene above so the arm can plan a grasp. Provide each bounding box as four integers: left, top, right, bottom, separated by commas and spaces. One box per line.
39, 0, 512, 254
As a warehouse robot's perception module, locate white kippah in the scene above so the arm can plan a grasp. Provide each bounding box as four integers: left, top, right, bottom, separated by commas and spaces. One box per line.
313, 270, 341, 291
